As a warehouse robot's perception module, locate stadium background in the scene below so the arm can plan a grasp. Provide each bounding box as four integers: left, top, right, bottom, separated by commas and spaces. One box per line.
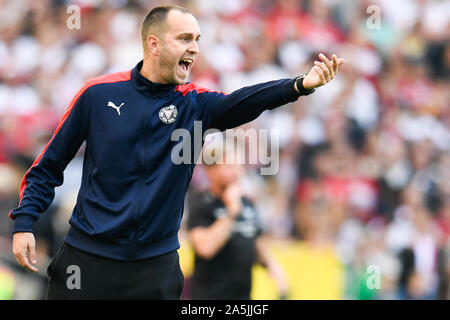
0, 0, 449, 300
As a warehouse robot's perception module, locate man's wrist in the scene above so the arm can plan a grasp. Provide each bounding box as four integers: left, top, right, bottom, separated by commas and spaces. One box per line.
294, 75, 316, 96
222, 208, 239, 221
12, 214, 36, 234
225, 211, 238, 220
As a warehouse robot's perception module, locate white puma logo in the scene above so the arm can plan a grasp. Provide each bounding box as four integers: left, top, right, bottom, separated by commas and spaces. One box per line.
107, 101, 125, 116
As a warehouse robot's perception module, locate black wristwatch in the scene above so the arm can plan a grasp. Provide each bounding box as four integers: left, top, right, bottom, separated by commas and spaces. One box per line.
295, 74, 316, 96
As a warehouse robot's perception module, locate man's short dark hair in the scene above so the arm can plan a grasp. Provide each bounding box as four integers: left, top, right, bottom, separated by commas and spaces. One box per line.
141, 5, 192, 48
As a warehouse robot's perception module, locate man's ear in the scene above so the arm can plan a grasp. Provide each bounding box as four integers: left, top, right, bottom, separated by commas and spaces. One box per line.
146, 35, 160, 56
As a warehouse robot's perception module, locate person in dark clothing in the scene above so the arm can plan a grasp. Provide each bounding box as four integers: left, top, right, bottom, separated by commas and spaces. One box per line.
188, 139, 288, 299
10, 5, 344, 299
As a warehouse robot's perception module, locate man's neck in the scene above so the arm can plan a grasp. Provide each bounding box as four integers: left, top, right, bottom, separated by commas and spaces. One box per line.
139, 59, 165, 84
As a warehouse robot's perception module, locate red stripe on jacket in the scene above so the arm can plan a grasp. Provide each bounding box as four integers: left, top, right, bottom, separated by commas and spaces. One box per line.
175, 83, 226, 96
9, 70, 131, 219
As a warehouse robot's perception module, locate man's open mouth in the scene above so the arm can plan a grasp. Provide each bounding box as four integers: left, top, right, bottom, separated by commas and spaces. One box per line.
178, 58, 193, 73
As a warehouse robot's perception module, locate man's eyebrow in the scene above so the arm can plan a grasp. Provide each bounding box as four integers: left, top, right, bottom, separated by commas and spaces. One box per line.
177, 32, 201, 39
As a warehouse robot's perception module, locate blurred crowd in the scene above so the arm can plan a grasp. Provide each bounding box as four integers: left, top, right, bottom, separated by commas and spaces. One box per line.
0, 0, 449, 299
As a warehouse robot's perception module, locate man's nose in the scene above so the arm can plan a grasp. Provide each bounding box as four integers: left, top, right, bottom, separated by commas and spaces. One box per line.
188, 41, 200, 54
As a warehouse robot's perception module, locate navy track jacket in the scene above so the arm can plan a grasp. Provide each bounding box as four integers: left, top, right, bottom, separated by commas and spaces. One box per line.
9, 61, 302, 261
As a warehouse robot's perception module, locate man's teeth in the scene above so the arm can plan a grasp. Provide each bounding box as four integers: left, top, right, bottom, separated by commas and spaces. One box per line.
179, 59, 193, 73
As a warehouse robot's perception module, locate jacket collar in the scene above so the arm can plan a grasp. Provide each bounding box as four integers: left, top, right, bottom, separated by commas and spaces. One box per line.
130, 60, 176, 96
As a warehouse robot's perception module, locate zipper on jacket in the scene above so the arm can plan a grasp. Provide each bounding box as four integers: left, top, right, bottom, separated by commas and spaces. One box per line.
129, 174, 144, 260
128, 99, 150, 260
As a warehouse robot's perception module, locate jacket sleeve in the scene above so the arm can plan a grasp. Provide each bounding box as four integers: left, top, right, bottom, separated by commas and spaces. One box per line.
9, 86, 91, 234
196, 78, 301, 131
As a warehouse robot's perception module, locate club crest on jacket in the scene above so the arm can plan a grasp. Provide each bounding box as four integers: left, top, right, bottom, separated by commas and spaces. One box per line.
159, 105, 178, 124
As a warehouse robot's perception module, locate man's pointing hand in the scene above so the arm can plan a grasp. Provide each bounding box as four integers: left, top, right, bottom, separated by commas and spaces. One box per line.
302, 53, 345, 90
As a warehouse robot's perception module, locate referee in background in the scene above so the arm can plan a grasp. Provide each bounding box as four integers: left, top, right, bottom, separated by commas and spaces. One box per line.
188, 139, 288, 299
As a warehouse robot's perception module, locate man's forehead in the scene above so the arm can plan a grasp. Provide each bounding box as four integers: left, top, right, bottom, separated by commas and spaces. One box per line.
166, 10, 201, 36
